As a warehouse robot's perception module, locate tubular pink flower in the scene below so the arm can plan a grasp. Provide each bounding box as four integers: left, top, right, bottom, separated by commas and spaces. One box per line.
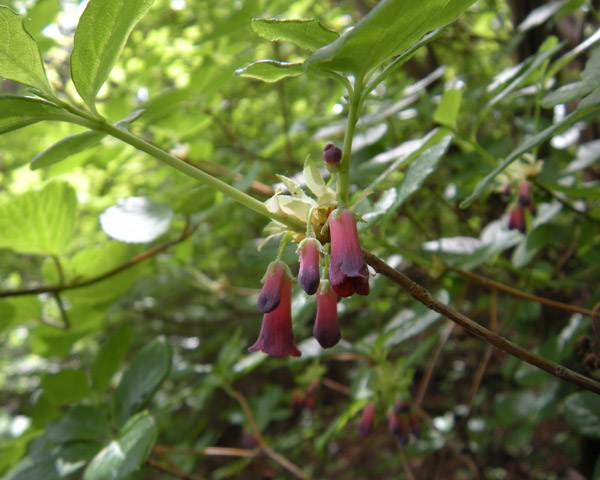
328, 209, 369, 297
249, 274, 301, 358
298, 239, 320, 295
518, 181, 532, 207
358, 402, 376, 438
314, 282, 341, 348
507, 205, 525, 233
257, 260, 287, 313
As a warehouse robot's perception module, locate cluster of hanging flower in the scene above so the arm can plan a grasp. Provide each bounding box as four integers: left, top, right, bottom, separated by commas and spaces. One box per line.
506, 181, 536, 233
357, 397, 421, 447
249, 145, 370, 358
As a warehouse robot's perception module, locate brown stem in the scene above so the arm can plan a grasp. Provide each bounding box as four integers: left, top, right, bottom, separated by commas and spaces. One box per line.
154, 444, 258, 458
0, 221, 197, 299
146, 456, 203, 480
364, 250, 600, 395
230, 389, 309, 480
414, 322, 455, 407
397, 443, 417, 480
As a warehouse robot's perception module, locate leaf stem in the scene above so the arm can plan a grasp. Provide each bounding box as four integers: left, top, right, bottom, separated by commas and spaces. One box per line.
58, 111, 304, 232
337, 77, 363, 206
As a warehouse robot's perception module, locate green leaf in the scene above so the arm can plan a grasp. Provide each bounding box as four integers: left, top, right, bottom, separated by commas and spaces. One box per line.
83, 412, 157, 480
563, 392, 600, 438
0, 7, 52, 94
0, 95, 68, 135
0, 181, 77, 256
579, 86, 600, 109
304, 0, 475, 78
460, 108, 594, 208
113, 336, 171, 424
47, 405, 111, 443
41, 369, 92, 406
31, 131, 106, 170
433, 88, 462, 128
3, 439, 100, 480
91, 323, 132, 392
99, 196, 174, 244
235, 61, 304, 82
303, 155, 328, 198
541, 81, 592, 108
395, 135, 452, 208
70, 0, 155, 110
251, 18, 338, 51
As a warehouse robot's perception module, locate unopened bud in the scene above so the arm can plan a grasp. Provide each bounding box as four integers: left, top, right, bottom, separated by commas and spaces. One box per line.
358, 402, 376, 438
323, 143, 342, 168
518, 181, 532, 207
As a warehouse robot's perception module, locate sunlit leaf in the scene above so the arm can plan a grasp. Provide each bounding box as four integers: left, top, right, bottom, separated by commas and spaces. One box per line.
71, 0, 155, 110
304, 0, 475, 78
0, 95, 68, 135
31, 131, 105, 170
0, 7, 52, 94
236, 60, 304, 82
0, 181, 77, 256
83, 412, 157, 480
251, 18, 338, 51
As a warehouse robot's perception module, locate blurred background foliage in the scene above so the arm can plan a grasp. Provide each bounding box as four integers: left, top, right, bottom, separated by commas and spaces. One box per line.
1, 0, 600, 478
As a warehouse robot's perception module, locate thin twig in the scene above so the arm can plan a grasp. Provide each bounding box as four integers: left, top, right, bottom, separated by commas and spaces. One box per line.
414, 322, 455, 408
397, 444, 417, 480
532, 179, 600, 224
0, 221, 198, 299
445, 265, 593, 317
230, 389, 310, 480
154, 444, 259, 458
468, 288, 497, 410
364, 250, 600, 395
322, 377, 351, 395
146, 456, 203, 480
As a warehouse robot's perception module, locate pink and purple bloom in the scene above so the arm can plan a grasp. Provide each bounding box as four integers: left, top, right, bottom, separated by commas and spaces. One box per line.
249, 263, 301, 358
298, 238, 320, 295
507, 205, 525, 233
328, 209, 369, 297
314, 281, 341, 348
358, 402, 376, 438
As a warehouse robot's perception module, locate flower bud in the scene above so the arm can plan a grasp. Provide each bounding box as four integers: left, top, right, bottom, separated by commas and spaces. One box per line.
358, 402, 376, 438
323, 143, 342, 168
507, 206, 525, 233
298, 239, 320, 295
518, 181, 532, 207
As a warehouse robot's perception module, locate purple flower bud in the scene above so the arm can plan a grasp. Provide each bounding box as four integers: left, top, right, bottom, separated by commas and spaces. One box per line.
358, 402, 376, 438
314, 281, 341, 348
257, 260, 288, 313
388, 411, 409, 446
328, 209, 369, 297
518, 181, 532, 207
501, 184, 511, 199
298, 239, 320, 295
393, 396, 406, 414
307, 380, 320, 397
323, 143, 342, 167
249, 273, 301, 358
507, 205, 525, 233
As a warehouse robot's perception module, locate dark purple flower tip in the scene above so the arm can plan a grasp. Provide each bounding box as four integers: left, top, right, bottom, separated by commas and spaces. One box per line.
388, 411, 409, 446
409, 413, 421, 439
298, 239, 321, 295
323, 143, 342, 167
314, 282, 341, 348
518, 181, 532, 207
507, 205, 525, 233
358, 402, 376, 438
249, 276, 301, 358
257, 260, 289, 313
528, 203, 537, 216
393, 396, 406, 414
328, 209, 369, 297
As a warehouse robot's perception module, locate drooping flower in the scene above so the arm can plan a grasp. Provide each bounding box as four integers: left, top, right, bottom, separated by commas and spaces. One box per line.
328, 209, 369, 297
249, 269, 301, 357
388, 410, 409, 446
257, 260, 288, 313
518, 181, 532, 207
298, 238, 321, 295
314, 281, 341, 348
358, 402, 376, 438
507, 205, 525, 233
